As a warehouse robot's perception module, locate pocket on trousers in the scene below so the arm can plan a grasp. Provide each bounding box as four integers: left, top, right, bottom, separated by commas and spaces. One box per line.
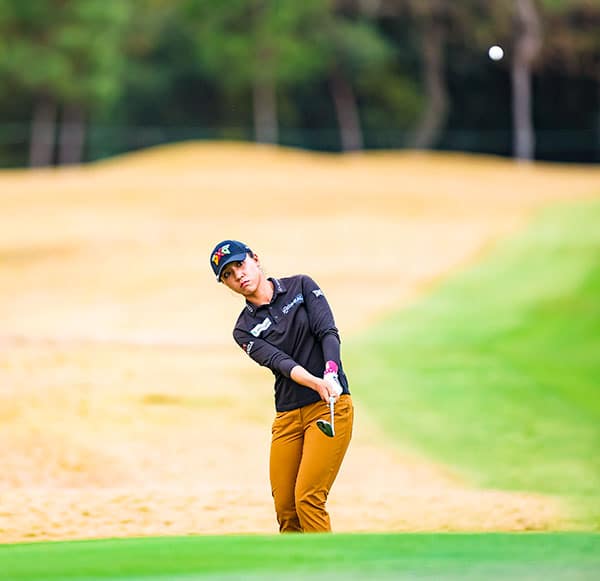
271, 412, 284, 435
335, 395, 353, 414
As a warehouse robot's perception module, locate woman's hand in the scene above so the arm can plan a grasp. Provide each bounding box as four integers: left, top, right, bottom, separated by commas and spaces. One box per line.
313, 377, 341, 403
290, 366, 341, 403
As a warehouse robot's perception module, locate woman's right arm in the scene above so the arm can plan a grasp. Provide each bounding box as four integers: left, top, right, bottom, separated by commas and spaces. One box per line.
233, 328, 338, 402
233, 328, 298, 377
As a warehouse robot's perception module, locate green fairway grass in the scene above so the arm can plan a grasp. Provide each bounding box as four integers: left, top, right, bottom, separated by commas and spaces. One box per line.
0, 533, 599, 580
346, 200, 600, 528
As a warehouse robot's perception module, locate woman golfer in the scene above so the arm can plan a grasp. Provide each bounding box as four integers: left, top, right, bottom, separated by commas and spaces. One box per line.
210, 239, 353, 533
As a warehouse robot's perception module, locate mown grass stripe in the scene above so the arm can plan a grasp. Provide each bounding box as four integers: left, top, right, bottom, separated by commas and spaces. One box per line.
0, 533, 599, 581
345, 201, 600, 528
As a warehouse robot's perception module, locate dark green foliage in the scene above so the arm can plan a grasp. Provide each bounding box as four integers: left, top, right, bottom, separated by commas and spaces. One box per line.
0, 0, 133, 107
0, 0, 598, 164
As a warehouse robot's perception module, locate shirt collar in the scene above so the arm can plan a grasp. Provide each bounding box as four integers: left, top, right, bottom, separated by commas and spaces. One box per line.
270, 277, 286, 295
245, 277, 287, 314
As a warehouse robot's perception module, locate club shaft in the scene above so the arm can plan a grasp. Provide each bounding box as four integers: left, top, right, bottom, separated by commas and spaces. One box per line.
329, 397, 335, 434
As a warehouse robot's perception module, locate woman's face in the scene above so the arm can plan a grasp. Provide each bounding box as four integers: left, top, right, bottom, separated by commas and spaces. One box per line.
220, 254, 262, 296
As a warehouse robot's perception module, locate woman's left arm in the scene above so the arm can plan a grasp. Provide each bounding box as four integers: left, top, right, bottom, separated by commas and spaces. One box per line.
321, 332, 341, 367
301, 275, 339, 341
301, 275, 343, 368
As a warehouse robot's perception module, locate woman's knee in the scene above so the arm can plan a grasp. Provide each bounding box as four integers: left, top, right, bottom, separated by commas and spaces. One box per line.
295, 488, 326, 517
295, 488, 330, 532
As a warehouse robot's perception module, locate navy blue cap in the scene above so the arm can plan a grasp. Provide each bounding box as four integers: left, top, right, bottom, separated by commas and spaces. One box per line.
210, 240, 252, 281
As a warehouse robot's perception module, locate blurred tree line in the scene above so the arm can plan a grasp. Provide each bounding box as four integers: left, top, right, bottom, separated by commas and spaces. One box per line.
0, 0, 598, 167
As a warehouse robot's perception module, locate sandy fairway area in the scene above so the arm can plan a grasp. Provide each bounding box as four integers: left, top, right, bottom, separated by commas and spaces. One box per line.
1, 144, 599, 543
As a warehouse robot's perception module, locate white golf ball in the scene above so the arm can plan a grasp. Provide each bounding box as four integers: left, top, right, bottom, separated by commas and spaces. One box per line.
488, 45, 504, 61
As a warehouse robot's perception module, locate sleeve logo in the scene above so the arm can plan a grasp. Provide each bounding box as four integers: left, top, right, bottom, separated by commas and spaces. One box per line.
241, 341, 254, 355
312, 289, 324, 298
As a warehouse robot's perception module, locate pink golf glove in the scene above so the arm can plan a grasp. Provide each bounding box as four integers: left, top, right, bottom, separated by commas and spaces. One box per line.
323, 360, 343, 396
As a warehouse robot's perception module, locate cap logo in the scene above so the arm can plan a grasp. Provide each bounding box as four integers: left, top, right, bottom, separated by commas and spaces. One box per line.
212, 244, 231, 266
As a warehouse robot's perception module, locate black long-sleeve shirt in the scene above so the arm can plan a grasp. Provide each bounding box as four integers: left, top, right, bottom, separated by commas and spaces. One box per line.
232, 275, 350, 412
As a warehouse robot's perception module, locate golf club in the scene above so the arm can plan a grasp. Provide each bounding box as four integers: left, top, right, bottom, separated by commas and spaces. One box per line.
316, 396, 336, 437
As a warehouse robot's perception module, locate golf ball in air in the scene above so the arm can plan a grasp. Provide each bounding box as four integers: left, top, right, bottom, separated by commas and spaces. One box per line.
488, 45, 504, 61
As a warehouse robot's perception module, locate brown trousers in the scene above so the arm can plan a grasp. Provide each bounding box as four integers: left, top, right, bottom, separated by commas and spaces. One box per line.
269, 394, 353, 533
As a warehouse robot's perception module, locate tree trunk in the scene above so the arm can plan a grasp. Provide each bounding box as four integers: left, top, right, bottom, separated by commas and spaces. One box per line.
253, 77, 278, 144
58, 104, 86, 165
329, 67, 363, 152
512, 0, 542, 161
412, 8, 448, 150
29, 96, 57, 167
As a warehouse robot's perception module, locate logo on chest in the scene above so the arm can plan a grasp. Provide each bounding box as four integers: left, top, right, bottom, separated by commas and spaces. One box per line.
250, 317, 272, 337
282, 293, 304, 315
